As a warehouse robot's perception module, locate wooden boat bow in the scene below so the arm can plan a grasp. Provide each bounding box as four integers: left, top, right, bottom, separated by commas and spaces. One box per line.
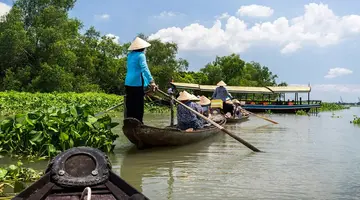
13, 147, 149, 200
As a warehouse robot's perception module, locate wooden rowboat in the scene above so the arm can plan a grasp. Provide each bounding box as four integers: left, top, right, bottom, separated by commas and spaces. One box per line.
225, 115, 250, 124
13, 147, 149, 200
122, 116, 226, 149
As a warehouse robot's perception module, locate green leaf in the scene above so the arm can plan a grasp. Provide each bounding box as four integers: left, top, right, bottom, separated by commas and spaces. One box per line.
69, 138, 74, 148
0, 169, 8, 179
59, 132, 69, 141
70, 106, 78, 117
109, 122, 119, 128
87, 115, 98, 124
30, 132, 43, 143
85, 122, 94, 129
8, 165, 17, 171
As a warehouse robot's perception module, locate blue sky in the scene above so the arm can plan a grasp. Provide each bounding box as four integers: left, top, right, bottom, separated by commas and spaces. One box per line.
1, 0, 360, 102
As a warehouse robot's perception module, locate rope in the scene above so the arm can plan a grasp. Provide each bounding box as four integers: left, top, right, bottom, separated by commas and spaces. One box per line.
80, 187, 92, 200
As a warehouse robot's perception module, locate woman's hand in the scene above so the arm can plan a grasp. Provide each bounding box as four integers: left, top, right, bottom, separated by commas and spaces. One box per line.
150, 82, 158, 91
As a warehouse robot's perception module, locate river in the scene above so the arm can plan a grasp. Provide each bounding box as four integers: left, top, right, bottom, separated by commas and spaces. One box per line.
2, 107, 360, 199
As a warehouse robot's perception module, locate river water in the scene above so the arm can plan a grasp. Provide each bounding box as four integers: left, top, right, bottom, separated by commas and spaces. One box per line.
2, 107, 360, 199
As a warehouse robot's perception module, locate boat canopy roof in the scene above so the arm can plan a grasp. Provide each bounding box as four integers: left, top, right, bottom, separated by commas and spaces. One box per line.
170, 82, 311, 94
266, 86, 311, 93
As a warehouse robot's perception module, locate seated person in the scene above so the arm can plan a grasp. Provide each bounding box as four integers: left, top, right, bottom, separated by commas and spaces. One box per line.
176, 91, 204, 131
198, 95, 212, 125
232, 99, 243, 119
189, 94, 203, 114
224, 97, 235, 118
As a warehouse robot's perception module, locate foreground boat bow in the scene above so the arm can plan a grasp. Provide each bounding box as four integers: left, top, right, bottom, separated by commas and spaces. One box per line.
13, 147, 149, 200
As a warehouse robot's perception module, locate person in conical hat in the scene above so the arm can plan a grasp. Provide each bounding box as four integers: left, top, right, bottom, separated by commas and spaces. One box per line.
217, 80, 227, 86
176, 91, 204, 131
232, 99, 243, 119
197, 95, 211, 119
125, 36, 157, 123
198, 96, 211, 106
211, 80, 233, 116
128, 37, 151, 51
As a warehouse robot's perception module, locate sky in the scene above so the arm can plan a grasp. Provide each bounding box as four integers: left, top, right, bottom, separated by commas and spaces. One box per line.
1, 0, 360, 102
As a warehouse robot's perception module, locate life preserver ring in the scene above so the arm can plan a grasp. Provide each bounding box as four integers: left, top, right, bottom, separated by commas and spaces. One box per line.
46, 146, 111, 187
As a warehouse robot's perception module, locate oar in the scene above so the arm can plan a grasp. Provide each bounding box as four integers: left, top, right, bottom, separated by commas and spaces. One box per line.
241, 109, 278, 124
157, 89, 261, 152
95, 102, 124, 117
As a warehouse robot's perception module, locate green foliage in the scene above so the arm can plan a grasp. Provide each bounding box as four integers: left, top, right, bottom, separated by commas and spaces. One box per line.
0, 161, 43, 197
351, 115, 360, 124
0, 104, 119, 158
197, 55, 284, 86
295, 110, 308, 116
0, 91, 169, 117
0, 0, 286, 97
318, 103, 348, 112
0, 91, 123, 116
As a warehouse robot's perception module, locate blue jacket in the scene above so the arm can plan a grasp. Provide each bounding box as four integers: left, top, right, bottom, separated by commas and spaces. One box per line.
212, 86, 232, 101
125, 51, 153, 87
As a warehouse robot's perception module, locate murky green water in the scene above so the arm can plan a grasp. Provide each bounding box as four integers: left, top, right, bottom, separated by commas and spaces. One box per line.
2, 107, 360, 199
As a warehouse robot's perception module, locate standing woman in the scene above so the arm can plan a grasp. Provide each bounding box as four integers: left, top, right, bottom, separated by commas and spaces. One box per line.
125, 37, 157, 123
211, 80, 233, 115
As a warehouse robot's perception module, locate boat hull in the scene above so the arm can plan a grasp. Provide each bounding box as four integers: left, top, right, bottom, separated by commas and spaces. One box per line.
225, 115, 250, 123
122, 117, 226, 149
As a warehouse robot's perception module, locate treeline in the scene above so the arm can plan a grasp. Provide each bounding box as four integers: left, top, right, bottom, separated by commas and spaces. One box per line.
0, 0, 287, 95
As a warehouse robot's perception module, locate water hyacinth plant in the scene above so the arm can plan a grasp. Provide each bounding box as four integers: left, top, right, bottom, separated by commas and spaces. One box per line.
351, 115, 360, 124
0, 104, 119, 158
0, 161, 43, 197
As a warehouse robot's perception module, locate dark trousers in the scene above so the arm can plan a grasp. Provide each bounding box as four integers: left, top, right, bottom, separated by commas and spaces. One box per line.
223, 102, 234, 115
125, 86, 145, 123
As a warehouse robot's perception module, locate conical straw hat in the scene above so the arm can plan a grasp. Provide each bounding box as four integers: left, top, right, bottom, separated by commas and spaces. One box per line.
189, 94, 200, 101
198, 96, 211, 106
232, 99, 240, 104
128, 37, 151, 51
217, 80, 227, 86
177, 91, 192, 101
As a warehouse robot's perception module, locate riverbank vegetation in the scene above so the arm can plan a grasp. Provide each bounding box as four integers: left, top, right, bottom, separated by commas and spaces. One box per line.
318, 103, 349, 112
0, 161, 43, 197
0, 91, 169, 117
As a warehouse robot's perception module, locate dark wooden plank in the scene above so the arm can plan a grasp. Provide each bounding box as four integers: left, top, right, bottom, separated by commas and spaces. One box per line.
104, 181, 129, 200
27, 182, 55, 200
108, 171, 141, 196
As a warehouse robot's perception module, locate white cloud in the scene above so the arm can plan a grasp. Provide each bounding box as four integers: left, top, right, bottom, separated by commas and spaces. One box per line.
105, 33, 120, 44
153, 11, 185, 19
324, 68, 353, 79
216, 12, 230, 20
0, 2, 11, 17
237, 4, 274, 17
95, 14, 110, 21
280, 42, 302, 54
149, 3, 360, 55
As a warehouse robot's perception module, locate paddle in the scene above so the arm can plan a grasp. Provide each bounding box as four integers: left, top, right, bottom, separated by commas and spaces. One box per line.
241, 108, 278, 124
95, 102, 124, 117
157, 89, 261, 152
